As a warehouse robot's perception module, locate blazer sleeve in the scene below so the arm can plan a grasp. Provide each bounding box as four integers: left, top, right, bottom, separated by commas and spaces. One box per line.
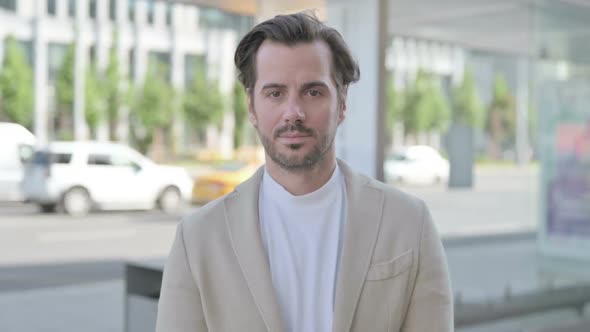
401, 201, 454, 332
156, 222, 208, 332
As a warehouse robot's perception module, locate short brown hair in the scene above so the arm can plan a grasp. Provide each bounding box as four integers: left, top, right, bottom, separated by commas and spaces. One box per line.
234, 11, 360, 99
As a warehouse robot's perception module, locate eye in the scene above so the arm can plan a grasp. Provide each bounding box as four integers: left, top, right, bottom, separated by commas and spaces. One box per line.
267, 91, 282, 98
307, 90, 321, 97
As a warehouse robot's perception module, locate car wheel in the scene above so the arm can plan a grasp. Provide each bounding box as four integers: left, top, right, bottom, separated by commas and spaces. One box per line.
39, 203, 56, 213
63, 187, 91, 217
158, 187, 181, 214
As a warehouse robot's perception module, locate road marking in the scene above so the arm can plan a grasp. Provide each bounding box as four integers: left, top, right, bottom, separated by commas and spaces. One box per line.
38, 229, 138, 243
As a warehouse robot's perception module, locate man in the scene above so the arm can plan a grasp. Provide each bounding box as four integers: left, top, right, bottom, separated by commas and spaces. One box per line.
156, 12, 453, 332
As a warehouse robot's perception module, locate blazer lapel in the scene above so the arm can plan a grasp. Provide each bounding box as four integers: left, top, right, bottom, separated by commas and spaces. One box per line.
332, 160, 385, 332
224, 167, 285, 332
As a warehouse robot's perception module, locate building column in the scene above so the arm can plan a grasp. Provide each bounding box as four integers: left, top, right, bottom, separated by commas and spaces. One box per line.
516, 57, 530, 165
115, 0, 130, 143
56, 0, 67, 18
33, 1, 49, 145
171, 20, 185, 154
74, 0, 89, 141
219, 29, 237, 159
328, 0, 388, 180
94, 0, 110, 141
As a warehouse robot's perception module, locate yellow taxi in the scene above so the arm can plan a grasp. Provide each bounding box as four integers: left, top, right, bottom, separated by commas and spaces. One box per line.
192, 161, 260, 205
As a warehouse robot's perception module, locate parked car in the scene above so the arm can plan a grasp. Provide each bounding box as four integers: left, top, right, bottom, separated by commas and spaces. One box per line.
192, 161, 260, 205
384, 145, 449, 185
22, 141, 193, 216
0, 122, 35, 202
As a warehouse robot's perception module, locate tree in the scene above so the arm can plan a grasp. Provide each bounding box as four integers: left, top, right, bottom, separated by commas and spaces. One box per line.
386, 76, 402, 130
104, 43, 126, 141
85, 62, 107, 139
401, 71, 450, 139
452, 68, 484, 128
131, 62, 177, 157
183, 64, 224, 134
0, 36, 34, 128
233, 80, 248, 149
486, 74, 516, 159
55, 44, 76, 139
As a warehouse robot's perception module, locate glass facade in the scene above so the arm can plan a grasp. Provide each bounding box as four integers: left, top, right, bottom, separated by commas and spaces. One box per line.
47, 0, 56, 16
533, 1, 590, 259
0, 0, 16, 11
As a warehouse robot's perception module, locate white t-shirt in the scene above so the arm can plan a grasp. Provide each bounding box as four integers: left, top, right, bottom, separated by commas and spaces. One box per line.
258, 165, 348, 332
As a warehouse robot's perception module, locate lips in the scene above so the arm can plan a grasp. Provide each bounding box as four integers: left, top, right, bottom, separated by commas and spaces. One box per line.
279, 132, 311, 138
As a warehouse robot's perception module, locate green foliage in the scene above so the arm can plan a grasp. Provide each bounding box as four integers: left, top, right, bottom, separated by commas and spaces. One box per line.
84, 61, 107, 138
233, 80, 248, 148
401, 71, 450, 137
486, 74, 516, 149
0, 36, 34, 127
56, 44, 75, 113
452, 68, 484, 128
132, 62, 176, 132
104, 45, 125, 141
386, 75, 403, 135
54, 44, 76, 138
183, 63, 224, 132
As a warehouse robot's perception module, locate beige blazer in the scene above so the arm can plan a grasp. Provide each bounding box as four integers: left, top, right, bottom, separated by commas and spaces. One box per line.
156, 160, 453, 332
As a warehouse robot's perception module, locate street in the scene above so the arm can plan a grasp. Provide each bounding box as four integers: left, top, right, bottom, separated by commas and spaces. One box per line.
0, 165, 539, 267
0, 202, 190, 267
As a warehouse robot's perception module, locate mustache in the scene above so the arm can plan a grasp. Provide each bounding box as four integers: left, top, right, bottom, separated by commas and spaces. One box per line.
274, 123, 315, 138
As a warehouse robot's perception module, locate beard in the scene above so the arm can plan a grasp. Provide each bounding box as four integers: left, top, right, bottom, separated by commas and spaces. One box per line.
257, 121, 336, 172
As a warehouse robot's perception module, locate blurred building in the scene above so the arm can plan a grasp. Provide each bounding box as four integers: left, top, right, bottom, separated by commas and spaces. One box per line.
0, 0, 255, 155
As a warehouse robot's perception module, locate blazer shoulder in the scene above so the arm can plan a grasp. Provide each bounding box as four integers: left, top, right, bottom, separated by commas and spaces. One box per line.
179, 194, 231, 240
365, 176, 425, 211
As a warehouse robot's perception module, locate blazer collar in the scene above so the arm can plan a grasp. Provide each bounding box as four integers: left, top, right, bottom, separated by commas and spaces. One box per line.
225, 159, 384, 332
332, 160, 385, 332
224, 166, 285, 332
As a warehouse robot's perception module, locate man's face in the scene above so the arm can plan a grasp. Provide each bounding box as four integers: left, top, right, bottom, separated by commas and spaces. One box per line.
247, 40, 346, 172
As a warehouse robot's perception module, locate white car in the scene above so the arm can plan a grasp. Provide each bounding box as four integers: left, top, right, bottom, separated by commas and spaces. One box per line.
22, 141, 193, 216
384, 145, 449, 185
0, 122, 35, 202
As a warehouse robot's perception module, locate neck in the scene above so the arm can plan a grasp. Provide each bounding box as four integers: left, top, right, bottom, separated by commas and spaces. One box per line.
265, 152, 337, 196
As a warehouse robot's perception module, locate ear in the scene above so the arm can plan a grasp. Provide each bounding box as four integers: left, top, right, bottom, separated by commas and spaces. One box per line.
246, 89, 257, 126
338, 86, 348, 124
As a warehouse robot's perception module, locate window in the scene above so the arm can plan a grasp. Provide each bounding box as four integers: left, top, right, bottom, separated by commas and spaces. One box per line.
128, 0, 135, 23
111, 154, 140, 169
32, 152, 73, 165
68, 0, 76, 17
48, 43, 69, 82
89, 0, 96, 19
87, 153, 139, 170
47, 0, 56, 16
0, 0, 16, 11
89, 46, 96, 64
109, 0, 116, 21
165, 3, 172, 26
128, 49, 135, 80
88, 154, 112, 166
147, 0, 154, 25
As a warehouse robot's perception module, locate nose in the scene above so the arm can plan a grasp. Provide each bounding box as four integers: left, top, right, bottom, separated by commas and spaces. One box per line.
282, 95, 305, 123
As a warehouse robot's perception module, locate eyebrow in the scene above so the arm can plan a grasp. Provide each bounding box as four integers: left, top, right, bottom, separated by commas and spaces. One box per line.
301, 81, 329, 91
260, 81, 329, 92
261, 83, 287, 91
